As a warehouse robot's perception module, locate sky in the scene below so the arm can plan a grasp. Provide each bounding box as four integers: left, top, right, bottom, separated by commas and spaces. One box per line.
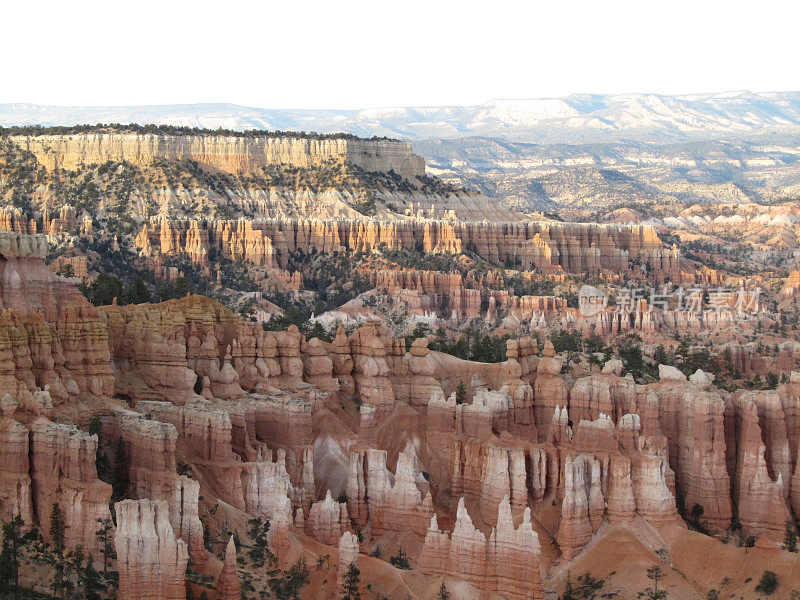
4, 0, 799, 109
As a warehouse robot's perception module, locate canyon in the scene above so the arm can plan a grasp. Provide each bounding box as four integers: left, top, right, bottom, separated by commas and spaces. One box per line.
0, 227, 799, 599
0, 126, 799, 600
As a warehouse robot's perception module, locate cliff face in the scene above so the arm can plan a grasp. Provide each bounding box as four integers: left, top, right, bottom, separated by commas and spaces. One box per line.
0, 231, 86, 320
419, 497, 544, 600
30, 420, 114, 553
114, 499, 189, 600
135, 216, 674, 276
10, 133, 426, 178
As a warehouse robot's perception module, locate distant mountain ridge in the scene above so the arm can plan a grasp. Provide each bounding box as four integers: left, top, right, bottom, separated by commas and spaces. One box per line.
4, 91, 800, 143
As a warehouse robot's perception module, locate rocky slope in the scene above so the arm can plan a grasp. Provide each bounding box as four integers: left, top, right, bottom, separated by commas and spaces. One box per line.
418, 137, 800, 211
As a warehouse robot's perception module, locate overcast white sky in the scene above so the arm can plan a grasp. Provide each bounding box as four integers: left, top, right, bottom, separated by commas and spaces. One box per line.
3, 0, 798, 109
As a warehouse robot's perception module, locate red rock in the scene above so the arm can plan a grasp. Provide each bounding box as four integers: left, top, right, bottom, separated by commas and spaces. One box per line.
337, 531, 360, 593
493, 499, 544, 600
215, 536, 241, 600
732, 395, 790, 538
242, 450, 294, 525
306, 490, 350, 545
534, 356, 568, 442
606, 454, 637, 523
30, 420, 112, 554
0, 411, 33, 525
117, 412, 206, 559
346, 446, 433, 536
407, 337, 443, 410
348, 323, 395, 419
557, 454, 602, 560
630, 453, 678, 527
648, 379, 732, 530
115, 499, 189, 600
420, 496, 543, 600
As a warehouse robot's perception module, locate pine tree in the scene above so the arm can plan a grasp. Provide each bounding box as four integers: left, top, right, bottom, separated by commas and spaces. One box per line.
438, 582, 450, 599
88, 415, 102, 439
95, 517, 115, 574
68, 545, 85, 597
49, 503, 71, 599
638, 565, 667, 600
246, 517, 271, 566
113, 438, 129, 499
455, 380, 466, 405
785, 520, 799, 552
341, 562, 361, 600
562, 571, 575, 600
125, 277, 152, 304
0, 513, 36, 600
90, 417, 112, 482
79, 555, 105, 600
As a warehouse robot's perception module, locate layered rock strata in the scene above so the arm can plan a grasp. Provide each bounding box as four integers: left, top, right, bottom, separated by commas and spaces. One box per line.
419, 497, 544, 600
114, 499, 189, 600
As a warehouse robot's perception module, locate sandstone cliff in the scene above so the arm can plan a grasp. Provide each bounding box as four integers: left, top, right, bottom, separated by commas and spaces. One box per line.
114, 499, 189, 600
11, 132, 426, 178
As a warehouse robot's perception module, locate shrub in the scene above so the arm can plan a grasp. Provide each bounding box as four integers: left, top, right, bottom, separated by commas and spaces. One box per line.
389, 548, 411, 570
755, 571, 779, 595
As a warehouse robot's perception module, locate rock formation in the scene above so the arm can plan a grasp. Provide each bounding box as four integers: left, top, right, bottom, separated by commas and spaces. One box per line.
114, 499, 189, 600
732, 394, 790, 538
306, 490, 350, 545
216, 536, 242, 600
29, 420, 113, 553
337, 531, 360, 593
0, 404, 33, 525
12, 132, 426, 178
346, 446, 433, 536
132, 216, 673, 275
420, 497, 543, 600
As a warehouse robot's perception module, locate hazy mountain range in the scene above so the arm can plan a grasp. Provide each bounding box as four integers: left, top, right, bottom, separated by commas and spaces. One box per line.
3, 91, 800, 143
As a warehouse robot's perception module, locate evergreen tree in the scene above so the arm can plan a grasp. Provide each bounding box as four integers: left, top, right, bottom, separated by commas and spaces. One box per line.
81, 273, 124, 306
95, 517, 115, 574
0, 513, 36, 600
550, 329, 583, 369
49, 503, 71, 599
113, 438, 129, 500
88, 415, 102, 439
174, 277, 192, 298
268, 558, 309, 600
89, 416, 111, 482
755, 570, 779, 595
124, 277, 151, 304
638, 565, 667, 600
341, 562, 361, 600
246, 518, 271, 566
766, 372, 779, 389
68, 545, 85, 595
389, 547, 410, 569
78, 555, 105, 600
691, 503, 705, 532
785, 520, 798, 552
562, 571, 575, 600
455, 380, 466, 405
438, 582, 450, 599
